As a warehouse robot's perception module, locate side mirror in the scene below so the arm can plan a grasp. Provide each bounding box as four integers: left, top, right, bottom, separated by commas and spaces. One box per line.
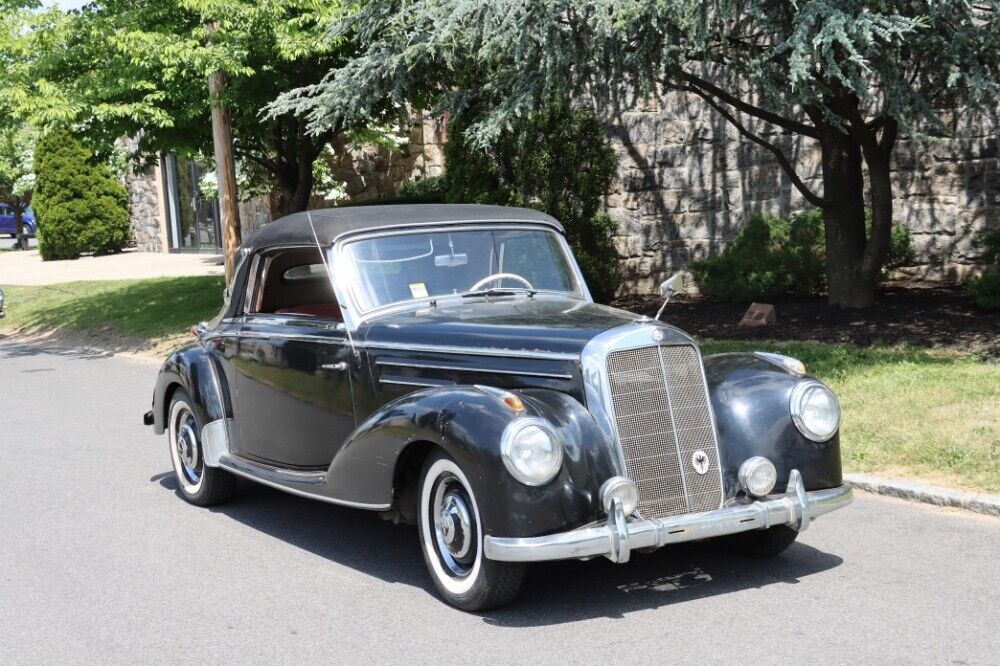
659, 272, 684, 298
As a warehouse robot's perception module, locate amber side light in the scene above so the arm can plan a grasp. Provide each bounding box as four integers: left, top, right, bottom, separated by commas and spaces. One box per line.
504, 395, 525, 412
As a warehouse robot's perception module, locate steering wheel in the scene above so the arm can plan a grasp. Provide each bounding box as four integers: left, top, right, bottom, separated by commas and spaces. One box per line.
468, 272, 534, 292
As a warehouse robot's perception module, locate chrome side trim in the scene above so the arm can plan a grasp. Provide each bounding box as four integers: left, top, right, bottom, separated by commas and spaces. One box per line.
219, 453, 325, 485
483, 472, 853, 563
218, 454, 391, 511
379, 376, 455, 388
235, 330, 349, 344
375, 359, 573, 380
200, 418, 233, 467
365, 340, 579, 361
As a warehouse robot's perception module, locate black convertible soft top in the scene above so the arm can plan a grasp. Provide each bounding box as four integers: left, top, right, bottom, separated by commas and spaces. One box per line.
240, 204, 564, 253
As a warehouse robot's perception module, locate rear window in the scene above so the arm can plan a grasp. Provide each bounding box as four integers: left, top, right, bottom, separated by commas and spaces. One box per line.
282, 264, 327, 282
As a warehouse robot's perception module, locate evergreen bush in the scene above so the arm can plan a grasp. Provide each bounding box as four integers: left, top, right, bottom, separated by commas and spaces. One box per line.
968, 230, 1000, 311
32, 130, 129, 260
442, 106, 622, 303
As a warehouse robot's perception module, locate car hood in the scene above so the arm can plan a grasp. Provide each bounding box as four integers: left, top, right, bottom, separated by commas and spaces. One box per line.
360, 296, 693, 357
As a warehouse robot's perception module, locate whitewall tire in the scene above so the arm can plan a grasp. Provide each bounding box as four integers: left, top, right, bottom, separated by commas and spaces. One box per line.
417, 451, 525, 611
167, 389, 236, 507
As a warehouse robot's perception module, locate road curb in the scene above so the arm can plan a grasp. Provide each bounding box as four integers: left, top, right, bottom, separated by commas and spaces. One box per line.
845, 473, 1000, 518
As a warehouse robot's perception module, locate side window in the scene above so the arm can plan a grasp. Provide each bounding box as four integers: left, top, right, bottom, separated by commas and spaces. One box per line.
249, 247, 341, 320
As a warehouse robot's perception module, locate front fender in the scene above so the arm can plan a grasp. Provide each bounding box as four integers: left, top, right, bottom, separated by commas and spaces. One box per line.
325, 386, 618, 538
151, 345, 229, 435
703, 353, 843, 498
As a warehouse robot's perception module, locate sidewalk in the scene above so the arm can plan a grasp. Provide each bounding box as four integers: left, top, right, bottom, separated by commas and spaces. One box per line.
0, 249, 224, 286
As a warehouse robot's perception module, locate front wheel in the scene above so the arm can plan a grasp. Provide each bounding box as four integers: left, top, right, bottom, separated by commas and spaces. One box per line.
167, 389, 237, 506
417, 451, 525, 611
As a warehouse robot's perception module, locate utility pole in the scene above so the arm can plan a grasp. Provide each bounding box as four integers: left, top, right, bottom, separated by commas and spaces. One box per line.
207, 37, 241, 284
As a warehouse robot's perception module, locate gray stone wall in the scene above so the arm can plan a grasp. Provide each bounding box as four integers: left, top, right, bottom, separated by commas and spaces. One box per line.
601, 92, 1000, 294
330, 113, 446, 203
123, 162, 163, 253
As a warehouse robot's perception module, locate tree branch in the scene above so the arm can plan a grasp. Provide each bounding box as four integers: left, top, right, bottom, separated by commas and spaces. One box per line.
680, 85, 827, 208
672, 72, 820, 139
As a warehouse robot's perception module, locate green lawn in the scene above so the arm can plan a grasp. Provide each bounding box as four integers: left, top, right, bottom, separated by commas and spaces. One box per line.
0, 276, 225, 346
702, 340, 1000, 494
1, 278, 997, 493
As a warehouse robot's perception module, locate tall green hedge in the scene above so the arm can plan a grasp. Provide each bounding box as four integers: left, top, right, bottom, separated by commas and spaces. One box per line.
32, 130, 130, 260
443, 106, 622, 303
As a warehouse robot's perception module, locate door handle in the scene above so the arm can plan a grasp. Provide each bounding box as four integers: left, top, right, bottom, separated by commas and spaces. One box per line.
322, 362, 349, 372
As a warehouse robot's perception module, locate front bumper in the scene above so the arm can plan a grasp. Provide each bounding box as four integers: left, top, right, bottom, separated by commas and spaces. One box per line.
484, 469, 853, 564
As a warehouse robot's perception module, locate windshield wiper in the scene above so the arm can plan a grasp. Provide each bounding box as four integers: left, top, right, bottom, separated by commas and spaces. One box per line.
460, 287, 536, 299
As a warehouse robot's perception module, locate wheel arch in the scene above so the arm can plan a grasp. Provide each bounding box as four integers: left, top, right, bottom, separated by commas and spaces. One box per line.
151, 346, 229, 435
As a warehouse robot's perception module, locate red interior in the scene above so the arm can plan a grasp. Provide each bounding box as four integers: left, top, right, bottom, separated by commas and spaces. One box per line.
274, 303, 342, 320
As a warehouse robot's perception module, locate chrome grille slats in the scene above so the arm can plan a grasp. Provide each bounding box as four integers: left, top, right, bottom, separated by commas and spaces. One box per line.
606, 344, 723, 519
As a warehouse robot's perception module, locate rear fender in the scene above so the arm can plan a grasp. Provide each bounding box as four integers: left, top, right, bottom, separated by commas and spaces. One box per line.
151, 345, 230, 435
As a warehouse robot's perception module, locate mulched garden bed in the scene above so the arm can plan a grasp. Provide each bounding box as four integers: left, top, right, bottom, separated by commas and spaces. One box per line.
613, 281, 1000, 360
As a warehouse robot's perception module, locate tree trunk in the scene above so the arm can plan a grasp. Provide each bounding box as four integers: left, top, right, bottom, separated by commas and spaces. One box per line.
820, 130, 874, 308
13, 207, 28, 251
274, 159, 314, 216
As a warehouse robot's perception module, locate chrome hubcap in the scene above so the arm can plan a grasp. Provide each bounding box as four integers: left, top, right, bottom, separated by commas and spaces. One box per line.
171, 407, 203, 486
430, 475, 477, 577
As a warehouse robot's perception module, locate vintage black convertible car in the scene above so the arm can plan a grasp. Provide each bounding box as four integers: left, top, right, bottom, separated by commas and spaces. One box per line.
144, 204, 851, 610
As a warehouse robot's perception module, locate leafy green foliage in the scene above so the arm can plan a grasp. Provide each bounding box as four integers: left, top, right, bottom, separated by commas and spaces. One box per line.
968, 230, 1000, 311
11, 0, 365, 215
691, 207, 917, 302
690, 213, 825, 302
443, 106, 621, 303
0, 124, 35, 247
274, 0, 999, 307
395, 176, 447, 203
32, 130, 129, 260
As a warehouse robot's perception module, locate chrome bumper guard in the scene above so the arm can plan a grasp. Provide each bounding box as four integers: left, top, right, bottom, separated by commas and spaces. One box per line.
484, 470, 853, 564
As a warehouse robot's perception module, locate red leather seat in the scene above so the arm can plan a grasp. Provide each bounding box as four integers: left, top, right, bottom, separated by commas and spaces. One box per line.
274, 303, 342, 320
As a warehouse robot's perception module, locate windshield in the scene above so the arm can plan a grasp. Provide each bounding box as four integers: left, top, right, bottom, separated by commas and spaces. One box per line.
342, 228, 582, 313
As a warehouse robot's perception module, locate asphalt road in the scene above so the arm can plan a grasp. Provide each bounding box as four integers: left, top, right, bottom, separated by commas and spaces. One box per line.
0, 236, 36, 251
2, 340, 999, 664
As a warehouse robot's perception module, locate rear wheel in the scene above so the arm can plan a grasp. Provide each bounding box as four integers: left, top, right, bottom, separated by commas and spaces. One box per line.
722, 525, 798, 558
417, 451, 525, 611
168, 389, 236, 506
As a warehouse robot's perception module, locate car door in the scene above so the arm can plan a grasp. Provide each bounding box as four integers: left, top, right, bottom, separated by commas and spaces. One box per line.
0, 206, 12, 234
232, 251, 356, 469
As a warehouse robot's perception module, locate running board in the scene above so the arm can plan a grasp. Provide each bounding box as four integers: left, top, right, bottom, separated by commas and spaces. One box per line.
218, 454, 326, 485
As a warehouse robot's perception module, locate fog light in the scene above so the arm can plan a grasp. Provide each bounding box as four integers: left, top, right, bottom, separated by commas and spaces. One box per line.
739, 457, 777, 497
600, 476, 639, 516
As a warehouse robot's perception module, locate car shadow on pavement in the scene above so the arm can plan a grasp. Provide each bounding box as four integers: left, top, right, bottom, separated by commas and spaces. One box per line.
155, 473, 844, 624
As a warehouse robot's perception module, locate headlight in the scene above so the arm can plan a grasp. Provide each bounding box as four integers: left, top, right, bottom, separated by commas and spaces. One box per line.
600, 476, 639, 516
500, 418, 563, 486
738, 457, 777, 497
790, 380, 840, 441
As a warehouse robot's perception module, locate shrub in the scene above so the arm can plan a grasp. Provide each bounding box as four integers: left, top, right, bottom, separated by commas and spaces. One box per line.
32, 130, 129, 260
968, 230, 1000, 311
691, 208, 918, 302
443, 105, 622, 303
395, 175, 446, 203
690, 212, 825, 302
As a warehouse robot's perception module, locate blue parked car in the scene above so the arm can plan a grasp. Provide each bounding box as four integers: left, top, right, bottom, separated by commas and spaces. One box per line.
0, 205, 36, 237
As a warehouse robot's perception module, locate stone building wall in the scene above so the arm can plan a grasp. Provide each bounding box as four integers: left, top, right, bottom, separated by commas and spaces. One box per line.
600, 92, 1000, 294
123, 161, 163, 253
329, 113, 447, 203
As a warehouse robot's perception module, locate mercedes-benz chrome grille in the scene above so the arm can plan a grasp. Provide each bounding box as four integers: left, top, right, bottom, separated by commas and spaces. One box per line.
606, 344, 723, 519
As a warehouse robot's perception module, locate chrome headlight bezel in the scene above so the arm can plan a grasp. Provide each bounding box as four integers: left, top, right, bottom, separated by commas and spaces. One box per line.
790, 380, 841, 442
500, 417, 564, 486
